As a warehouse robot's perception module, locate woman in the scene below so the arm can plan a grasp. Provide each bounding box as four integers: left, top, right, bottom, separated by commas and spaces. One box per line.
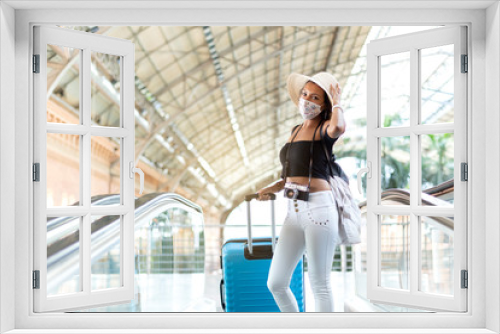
256, 72, 345, 312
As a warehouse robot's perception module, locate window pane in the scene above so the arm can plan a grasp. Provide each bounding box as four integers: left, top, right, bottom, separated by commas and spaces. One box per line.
420, 216, 454, 295
47, 216, 81, 296
91, 136, 121, 205
47, 44, 81, 124
91, 215, 122, 290
380, 214, 410, 290
381, 136, 410, 201
354, 217, 368, 299
91, 51, 121, 127
421, 133, 454, 205
80, 206, 205, 312
47, 133, 80, 207
421, 45, 454, 124
380, 52, 410, 127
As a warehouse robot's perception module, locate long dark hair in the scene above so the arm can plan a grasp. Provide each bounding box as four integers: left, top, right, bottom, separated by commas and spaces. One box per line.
321, 90, 332, 120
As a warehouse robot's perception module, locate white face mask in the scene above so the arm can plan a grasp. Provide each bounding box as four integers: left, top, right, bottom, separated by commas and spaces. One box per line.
298, 98, 323, 120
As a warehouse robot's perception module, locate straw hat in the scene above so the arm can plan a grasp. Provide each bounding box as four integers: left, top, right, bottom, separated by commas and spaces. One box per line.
286, 72, 339, 107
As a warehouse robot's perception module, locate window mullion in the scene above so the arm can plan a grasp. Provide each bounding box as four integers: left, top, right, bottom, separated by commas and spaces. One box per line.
413, 123, 454, 135
82, 47, 91, 209
82, 47, 92, 294
410, 47, 420, 295
82, 132, 91, 294
372, 205, 454, 216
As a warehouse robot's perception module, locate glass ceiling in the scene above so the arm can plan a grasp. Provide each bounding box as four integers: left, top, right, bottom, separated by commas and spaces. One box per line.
49, 25, 446, 215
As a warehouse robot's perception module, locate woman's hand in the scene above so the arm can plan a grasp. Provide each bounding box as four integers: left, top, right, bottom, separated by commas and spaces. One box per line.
331, 83, 342, 106
256, 188, 273, 201
256, 180, 284, 201
327, 82, 346, 138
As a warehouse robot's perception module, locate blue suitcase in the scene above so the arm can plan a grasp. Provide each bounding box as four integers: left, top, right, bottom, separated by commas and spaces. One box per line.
220, 194, 305, 312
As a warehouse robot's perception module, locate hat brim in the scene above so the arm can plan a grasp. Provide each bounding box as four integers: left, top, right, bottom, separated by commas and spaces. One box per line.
287, 73, 334, 107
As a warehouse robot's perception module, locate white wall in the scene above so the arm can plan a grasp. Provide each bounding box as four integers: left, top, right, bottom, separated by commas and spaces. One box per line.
0, 2, 16, 334
485, 2, 500, 333
0, 2, 498, 333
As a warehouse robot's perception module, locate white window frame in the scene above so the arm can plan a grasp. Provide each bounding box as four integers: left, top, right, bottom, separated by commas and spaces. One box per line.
2, 2, 498, 333
366, 26, 468, 312
33, 25, 137, 312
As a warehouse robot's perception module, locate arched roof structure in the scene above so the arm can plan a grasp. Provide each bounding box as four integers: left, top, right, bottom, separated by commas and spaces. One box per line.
48, 25, 372, 212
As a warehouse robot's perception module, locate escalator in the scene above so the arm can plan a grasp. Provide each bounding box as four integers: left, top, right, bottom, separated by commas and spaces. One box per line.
47, 193, 205, 312
348, 180, 455, 312
47, 181, 455, 313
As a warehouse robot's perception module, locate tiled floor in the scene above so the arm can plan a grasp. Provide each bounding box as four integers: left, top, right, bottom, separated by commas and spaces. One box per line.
133, 271, 356, 312
82, 271, 357, 312
82, 271, 430, 313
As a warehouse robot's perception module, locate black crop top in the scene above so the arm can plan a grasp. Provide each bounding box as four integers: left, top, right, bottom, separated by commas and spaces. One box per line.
279, 125, 338, 181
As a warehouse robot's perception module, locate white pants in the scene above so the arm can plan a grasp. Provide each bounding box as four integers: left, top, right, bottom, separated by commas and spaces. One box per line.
267, 191, 340, 312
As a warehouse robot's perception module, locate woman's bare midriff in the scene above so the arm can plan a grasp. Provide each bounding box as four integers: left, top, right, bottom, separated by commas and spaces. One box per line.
286, 176, 331, 192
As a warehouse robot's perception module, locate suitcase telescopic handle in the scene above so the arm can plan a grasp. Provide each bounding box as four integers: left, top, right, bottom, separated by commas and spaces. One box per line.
245, 193, 277, 255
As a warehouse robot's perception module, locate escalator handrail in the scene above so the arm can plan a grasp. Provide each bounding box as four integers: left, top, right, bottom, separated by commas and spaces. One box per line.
134, 192, 203, 216
46, 194, 122, 232
357, 187, 454, 230
47, 193, 203, 259
47, 193, 203, 233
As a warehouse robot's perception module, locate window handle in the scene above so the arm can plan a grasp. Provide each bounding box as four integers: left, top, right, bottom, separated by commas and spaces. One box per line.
356, 161, 372, 194
129, 162, 144, 194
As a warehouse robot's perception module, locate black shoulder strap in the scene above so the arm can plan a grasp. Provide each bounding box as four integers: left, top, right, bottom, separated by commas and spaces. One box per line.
291, 124, 300, 135
284, 124, 303, 181
319, 122, 333, 176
